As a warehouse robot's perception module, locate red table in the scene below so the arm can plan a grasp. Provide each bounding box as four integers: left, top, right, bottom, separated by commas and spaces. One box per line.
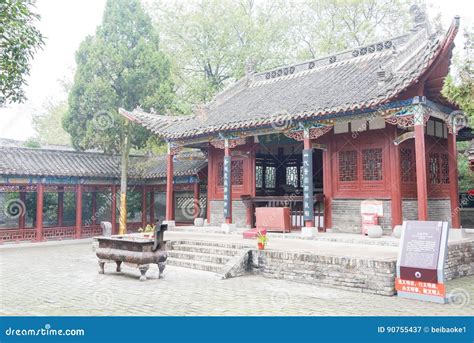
255, 207, 291, 233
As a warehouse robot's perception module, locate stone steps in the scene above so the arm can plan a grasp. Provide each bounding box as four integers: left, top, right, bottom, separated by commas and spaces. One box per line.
166, 240, 251, 276
166, 257, 224, 274
167, 250, 232, 264
171, 243, 240, 256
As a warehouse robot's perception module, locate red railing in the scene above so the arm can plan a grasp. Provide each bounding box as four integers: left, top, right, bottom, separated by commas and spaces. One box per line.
0, 228, 36, 243
81, 225, 102, 238
43, 226, 76, 240
1, 221, 154, 244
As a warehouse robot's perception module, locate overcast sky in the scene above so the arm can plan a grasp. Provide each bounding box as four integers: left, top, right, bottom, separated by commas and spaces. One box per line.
0, 0, 472, 141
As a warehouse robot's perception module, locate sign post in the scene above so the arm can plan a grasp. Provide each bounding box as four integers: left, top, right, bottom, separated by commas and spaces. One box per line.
396, 220, 450, 303
302, 149, 313, 222
223, 156, 231, 219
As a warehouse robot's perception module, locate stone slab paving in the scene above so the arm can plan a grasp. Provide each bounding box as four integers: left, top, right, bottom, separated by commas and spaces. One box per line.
0, 242, 472, 316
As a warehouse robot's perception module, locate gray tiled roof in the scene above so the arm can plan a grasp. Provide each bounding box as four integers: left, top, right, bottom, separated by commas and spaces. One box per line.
0, 147, 206, 179
122, 17, 459, 140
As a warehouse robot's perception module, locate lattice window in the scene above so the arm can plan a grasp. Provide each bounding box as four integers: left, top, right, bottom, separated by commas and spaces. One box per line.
286, 166, 298, 187
362, 148, 383, 181
218, 162, 224, 186
232, 160, 244, 185
400, 148, 416, 183
256, 165, 263, 188
217, 160, 244, 186
429, 153, 440, 184
441, 153, 450, 184
265, 166, 276, 188
339, 150, 358, 182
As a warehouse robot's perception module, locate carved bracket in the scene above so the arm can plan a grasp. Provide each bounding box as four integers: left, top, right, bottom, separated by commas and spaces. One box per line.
284, 125, 333, 141
210, 137, 246, 149
384, 105, 430, 128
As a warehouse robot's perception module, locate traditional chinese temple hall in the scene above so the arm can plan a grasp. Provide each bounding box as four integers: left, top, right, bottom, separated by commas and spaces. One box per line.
1, 14, 474, 245
121, 15, 473, 237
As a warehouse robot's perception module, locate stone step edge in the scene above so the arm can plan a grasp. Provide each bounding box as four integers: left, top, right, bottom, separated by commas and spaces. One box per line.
167, 239, 251, 250
171, 244, 241, 255
219, 249, 253, 279
167, 257, 223, 272
167, 250, 232, 264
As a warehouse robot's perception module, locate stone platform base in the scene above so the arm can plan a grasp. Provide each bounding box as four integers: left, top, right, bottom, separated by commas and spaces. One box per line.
248, 238, 473, 296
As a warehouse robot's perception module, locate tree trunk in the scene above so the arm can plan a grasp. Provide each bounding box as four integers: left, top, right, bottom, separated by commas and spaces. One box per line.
119, 121, 131, 235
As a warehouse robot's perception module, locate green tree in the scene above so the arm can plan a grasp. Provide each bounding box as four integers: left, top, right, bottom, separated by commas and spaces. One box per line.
0, 0, 44, 105
148, 0, 415, 108
442, 27, 474, 119
63, 0, 174, 234
442, 27, 474, 192
32, 100, 71, 146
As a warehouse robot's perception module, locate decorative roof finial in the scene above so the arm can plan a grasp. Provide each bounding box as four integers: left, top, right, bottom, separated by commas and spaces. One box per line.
409, 4, 430, 34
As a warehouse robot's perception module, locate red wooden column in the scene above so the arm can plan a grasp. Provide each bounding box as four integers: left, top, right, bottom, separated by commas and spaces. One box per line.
447, 132, 461, 228
165, 144, 175, 224
75, 184, 83, 239
193, 181, 200, 219
414, 106, 429, 220
149, 189, 155, 224
224, 139, 232, 224
19, 187, 26, 231
141, 185, 147, 228
390, 126, 403, 227
91, 188, 97, 225
246, 142, 256, 228
35, 183, 44, 241
303, 132, 315, 228
111, 184, 117, 234
57, 187, 64, 227
322, 141, 333, 229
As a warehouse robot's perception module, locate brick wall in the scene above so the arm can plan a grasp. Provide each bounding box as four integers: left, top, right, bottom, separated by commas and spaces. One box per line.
402, 199, 452, 226
209, 200, 247, 227
445, 240, 474, 280
331, 199, 452, 233
331, 199, 392, 233
250, 239, 473, 296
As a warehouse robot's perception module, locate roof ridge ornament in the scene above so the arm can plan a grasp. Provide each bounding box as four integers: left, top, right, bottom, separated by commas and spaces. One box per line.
409, 4, 431, 35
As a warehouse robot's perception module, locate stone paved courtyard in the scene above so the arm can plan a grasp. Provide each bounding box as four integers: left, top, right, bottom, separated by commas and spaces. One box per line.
0, 241, 473, 316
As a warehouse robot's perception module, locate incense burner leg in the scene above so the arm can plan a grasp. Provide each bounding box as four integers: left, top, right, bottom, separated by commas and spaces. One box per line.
115, 261, 122, 272
138, 265, 149, 281
98, 261, 105, 274
157, 262, 166, 278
